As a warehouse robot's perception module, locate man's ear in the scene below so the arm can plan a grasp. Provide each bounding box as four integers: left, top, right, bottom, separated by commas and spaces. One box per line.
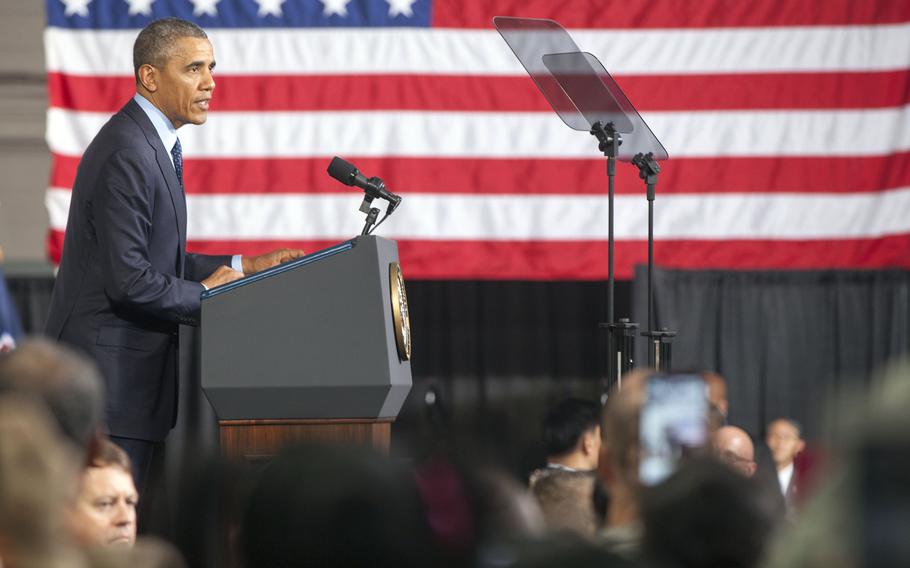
796, 439, 806, 455
137, 64, 158, 92
582, 428, 598, 456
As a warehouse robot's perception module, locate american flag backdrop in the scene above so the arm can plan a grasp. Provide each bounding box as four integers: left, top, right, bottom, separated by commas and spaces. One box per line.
44, 0, 910, 280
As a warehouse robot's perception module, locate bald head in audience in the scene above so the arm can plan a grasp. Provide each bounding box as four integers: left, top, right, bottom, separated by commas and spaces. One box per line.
713, 426, 757, 477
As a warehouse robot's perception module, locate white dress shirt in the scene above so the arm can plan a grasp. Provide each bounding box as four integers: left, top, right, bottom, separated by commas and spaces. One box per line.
132, 94, 243, 275
777, 462, 794, 496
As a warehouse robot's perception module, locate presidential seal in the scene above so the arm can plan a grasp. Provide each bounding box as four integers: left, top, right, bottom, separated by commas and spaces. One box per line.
389, 262, 411, 361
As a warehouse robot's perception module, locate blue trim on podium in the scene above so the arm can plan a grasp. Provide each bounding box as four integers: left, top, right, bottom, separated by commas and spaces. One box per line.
201, 240, 356, 300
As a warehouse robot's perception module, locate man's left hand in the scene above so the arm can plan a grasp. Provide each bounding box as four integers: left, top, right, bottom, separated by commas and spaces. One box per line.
242, 248, 306, 275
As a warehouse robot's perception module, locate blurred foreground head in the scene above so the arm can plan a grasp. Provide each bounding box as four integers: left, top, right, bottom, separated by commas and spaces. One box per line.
764, 360, 910, 568
642, 458, 777, 568
0, 397, 83, 567
241, 444, 438, 568
0, 338, 104, 454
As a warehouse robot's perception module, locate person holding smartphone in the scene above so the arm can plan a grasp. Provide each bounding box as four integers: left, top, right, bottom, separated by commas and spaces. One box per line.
598, 370, 712, 559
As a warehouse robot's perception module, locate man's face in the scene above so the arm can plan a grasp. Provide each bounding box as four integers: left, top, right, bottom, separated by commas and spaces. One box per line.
73, 466, 138, 547
766, 420, 804, 469
149, 36, 216, 129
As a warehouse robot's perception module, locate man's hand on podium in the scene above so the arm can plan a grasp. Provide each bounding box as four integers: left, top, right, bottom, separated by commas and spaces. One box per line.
242, 248, 306, 275
201, 265, 244, 290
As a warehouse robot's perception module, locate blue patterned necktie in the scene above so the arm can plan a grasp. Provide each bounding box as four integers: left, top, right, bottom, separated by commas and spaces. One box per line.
171, 138, 183, 187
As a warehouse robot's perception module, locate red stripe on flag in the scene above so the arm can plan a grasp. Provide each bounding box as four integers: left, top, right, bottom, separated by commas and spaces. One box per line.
51, 153, 910, 195
45, 230, 910, 279
47, 71, 910, 113
193, 236, 910, 279
433, 0, 910, 29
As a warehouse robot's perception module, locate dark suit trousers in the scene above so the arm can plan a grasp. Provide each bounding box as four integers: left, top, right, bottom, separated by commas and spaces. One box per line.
109, 435, 165, 534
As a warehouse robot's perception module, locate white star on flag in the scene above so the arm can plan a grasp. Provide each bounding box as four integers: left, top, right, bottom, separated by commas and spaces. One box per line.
386, 0, 416, 17
320, 0, 350, 17
189, 0, 219, 16
61, 0, 92, 16
125, 0, 154, 16
254, 0, 285, 16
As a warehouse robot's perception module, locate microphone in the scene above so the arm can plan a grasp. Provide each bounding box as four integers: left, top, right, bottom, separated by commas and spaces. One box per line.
327, 157, 402, 213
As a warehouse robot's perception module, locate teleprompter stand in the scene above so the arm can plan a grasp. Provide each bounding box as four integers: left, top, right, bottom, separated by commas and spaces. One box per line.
631, 151, 676, 370
494, 17, 677, 387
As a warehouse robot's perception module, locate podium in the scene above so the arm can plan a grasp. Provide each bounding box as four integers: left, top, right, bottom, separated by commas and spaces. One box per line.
198, 236, 412, 462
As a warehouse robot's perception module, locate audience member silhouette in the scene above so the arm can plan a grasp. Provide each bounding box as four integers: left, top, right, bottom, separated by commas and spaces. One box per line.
642, 457, 778, 568
529, 398, 603, 538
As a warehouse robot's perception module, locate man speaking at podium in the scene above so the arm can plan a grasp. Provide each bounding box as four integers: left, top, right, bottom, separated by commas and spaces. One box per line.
45, 18, 304, 495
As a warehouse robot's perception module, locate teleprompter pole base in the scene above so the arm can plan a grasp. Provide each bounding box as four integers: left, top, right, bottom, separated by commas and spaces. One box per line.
641, 328, 677, 372
600, 318, 639, 396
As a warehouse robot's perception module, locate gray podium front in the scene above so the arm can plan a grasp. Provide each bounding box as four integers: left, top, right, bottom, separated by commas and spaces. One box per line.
199, 236, 412, 460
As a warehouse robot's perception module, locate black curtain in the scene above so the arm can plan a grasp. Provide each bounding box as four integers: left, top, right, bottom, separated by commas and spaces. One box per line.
394, 280, 629, 470
5, 273, 54, 335
8, 269, 910, 462
6, 275, 624, 473
633, 267, 910, 440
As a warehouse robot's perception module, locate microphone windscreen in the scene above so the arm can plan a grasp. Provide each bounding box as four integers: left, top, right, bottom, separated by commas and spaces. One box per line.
327, 156, 357, 185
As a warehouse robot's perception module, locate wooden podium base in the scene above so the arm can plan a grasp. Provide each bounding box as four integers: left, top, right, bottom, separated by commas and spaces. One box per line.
219, 418, 393, 463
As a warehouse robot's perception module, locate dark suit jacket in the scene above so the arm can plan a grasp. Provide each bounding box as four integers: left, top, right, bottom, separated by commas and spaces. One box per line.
46, 98, 230, 442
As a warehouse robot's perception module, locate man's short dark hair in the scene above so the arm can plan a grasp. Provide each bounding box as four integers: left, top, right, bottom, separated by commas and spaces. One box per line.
543, 398, 601, 456
769, 417, 804, 439
133, 17, 208, 83
90, 438, 132, 475
0, 338, 103, 453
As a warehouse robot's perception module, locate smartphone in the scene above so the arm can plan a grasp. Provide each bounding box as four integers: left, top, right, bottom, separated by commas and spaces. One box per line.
639, 373, 709, 486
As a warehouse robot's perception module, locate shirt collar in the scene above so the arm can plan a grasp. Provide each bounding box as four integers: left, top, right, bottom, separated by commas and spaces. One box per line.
778, 462, 794, 491
133, 93, 179, 166
545, 462, 581, 473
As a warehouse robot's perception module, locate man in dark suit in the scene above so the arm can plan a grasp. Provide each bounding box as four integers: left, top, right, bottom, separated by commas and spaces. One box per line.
764, 418, 805, 518
45, 18, 303, 494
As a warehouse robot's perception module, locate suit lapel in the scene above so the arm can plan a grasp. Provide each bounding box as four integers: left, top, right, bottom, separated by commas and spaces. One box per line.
122, 99, 188, 276
786, 469, 798, 501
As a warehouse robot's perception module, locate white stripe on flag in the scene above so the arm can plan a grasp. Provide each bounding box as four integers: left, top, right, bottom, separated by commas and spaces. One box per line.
46, 187, 910, 240
46, 106, 910, 159
44, 23, 910, 76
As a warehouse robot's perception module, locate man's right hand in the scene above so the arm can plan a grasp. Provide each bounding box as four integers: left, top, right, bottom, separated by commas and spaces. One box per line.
201, 265, 244, 290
